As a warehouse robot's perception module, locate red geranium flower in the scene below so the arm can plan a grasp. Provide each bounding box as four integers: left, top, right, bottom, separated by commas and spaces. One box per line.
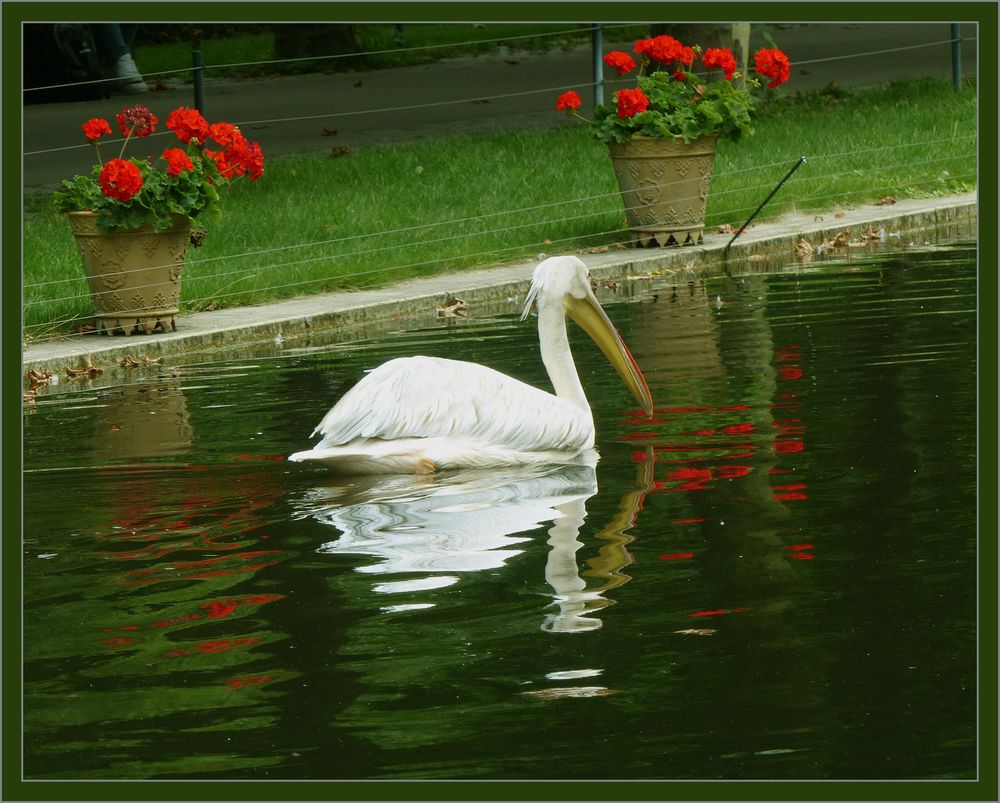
98, 158, 143, 202
702, 48, 738, 79
209, 122, 245, 148
166, 107, 210, 144
603, 51, 636, 76
634, 35, 684, 65
555, 90, 582, 112
116, 105, 158, 138
615, 87, 650, 119
205, 137, 264, 181
754, 48, 791, 88
163, 148, 195, 177
81, 118, 112, 141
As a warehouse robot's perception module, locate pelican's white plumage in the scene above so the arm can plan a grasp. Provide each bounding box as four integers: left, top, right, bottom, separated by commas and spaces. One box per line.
289, 255, 651, 473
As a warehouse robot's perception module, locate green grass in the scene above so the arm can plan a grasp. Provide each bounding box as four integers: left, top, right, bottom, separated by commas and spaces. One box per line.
23, 77, 977, 337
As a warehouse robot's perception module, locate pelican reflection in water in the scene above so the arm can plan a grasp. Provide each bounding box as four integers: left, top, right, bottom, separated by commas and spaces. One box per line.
289, 255, 652, 474
295, 454, 654, 633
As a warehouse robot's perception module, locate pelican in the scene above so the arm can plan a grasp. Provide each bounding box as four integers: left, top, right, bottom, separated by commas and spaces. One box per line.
288, 255, 652, 473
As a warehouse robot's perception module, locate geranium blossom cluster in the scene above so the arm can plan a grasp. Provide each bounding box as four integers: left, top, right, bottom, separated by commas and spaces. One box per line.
58, 103, 266, 235
555, 33, 791, 142
80, 104, 265, 205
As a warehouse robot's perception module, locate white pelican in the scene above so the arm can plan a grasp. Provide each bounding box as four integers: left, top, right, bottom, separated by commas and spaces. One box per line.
288, 255, 652, 473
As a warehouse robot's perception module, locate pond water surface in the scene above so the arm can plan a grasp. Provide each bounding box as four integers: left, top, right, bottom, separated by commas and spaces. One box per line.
22, 242, 978, 781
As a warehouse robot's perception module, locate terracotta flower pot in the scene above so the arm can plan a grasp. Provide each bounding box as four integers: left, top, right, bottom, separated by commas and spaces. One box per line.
608, 134, 719, 247
67, 211, 190, 335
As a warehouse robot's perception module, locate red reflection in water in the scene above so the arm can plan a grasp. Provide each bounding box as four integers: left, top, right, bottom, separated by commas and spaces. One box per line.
91, 463, 286, 684
659, 552, 695, 561
225, 675, 274, 690
689, 607, 751, 618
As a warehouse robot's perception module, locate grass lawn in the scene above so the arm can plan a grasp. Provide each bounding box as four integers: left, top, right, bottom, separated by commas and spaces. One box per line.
23, 77, 976, 338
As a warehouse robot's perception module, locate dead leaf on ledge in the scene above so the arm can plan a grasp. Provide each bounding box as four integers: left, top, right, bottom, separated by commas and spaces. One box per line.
674, 628, 717, 636
860, 224, 882, 242
437, 297, 469, 318
580, 245, 609, 254
717, 223, 735, 234
834, 212, 847, 219
25, 369, 54, 389
874, 196, 897, 206
813, 215, 824, 222
321, 127, 338, 137
121, 355, 163, 369
828, 230, 852, 248
66, 356, 103, 380
329, 146, 354, 158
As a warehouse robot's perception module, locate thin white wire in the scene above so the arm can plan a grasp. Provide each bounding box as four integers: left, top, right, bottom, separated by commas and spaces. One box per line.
25, 155, 806, 290
22, 24, 622, 94
794, 38, 972, 67
24, 135, 975, 293
24, 163, 977, 323
21, 33, 978, 157
25, 163, 978, 339
21, 80, 597, 158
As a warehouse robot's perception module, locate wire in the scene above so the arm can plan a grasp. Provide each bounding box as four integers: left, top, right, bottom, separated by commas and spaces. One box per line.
24, 136, 975, 295
24, 163, 976, 328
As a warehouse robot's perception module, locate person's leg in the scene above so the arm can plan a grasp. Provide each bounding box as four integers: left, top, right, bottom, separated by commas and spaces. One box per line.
91, 23, 129, 61
91, 24, 147, 94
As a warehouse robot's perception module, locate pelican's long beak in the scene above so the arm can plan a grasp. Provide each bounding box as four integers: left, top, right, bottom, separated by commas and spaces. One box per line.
565, 292, 653, 416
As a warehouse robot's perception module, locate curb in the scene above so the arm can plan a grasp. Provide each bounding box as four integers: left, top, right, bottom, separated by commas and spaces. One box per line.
22, 192, 976, 390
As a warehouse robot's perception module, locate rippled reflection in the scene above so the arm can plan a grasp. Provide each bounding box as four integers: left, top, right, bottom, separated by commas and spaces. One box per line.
294, 451, 654, 633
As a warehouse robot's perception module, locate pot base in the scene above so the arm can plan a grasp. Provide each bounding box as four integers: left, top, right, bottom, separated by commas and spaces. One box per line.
93, 313, 178, 336
630, 225, 704, 248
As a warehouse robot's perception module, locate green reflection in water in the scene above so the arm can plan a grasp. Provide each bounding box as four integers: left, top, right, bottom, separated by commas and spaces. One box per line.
22, 243, 977, 781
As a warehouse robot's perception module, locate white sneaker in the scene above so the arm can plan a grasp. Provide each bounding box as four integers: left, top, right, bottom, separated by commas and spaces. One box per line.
115, 53, 148, 94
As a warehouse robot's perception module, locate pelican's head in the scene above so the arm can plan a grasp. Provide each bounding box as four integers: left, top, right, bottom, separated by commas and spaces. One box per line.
522, 256, 653, 416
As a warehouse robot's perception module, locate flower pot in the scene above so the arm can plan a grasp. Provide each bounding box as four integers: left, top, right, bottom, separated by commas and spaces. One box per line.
67, 211, 189, 335
608, 134, 719, 247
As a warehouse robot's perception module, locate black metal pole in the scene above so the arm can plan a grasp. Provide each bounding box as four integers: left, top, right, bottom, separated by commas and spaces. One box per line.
592, 24, 604, 109
193, 48, 205, 114
725, 157, 807, 251
951, 23, 963, 91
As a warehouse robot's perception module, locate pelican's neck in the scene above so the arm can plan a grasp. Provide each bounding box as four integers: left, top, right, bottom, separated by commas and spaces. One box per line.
538, 301, 590, 414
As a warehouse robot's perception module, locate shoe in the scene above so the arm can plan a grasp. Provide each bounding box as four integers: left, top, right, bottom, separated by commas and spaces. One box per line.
115, 53, 148, 94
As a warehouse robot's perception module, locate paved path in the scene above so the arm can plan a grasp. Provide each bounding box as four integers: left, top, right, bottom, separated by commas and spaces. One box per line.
23, 22, 976, 191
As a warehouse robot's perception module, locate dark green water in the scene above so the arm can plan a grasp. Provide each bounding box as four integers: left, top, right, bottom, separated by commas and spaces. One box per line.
21, 243, 978, 781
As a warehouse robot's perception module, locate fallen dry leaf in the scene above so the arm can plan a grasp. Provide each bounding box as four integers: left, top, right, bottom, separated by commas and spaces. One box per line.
822, 230, 852, 250
25, 369, 54, 389
860, 224, 881, 242
436, 297, 469, 318
874, 196, 897, 206
834, 212, 846, 219
717, 223, 735, 234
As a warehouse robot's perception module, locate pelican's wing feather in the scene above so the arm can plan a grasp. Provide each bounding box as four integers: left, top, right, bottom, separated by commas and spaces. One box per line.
312, 356, 591, 452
